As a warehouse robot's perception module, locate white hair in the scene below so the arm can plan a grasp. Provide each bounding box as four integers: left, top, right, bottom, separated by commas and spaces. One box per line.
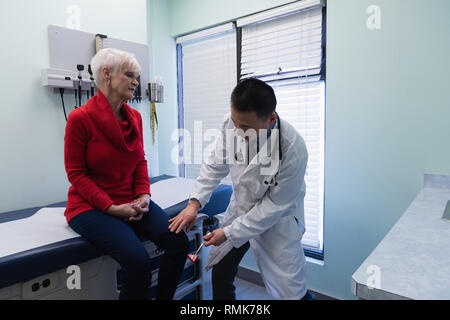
90, 48, 141, 86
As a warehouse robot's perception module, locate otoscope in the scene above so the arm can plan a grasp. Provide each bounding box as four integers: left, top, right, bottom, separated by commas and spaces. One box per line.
77, 64, 84, 107
137, 76, 142, 103
88, 64, 95, 98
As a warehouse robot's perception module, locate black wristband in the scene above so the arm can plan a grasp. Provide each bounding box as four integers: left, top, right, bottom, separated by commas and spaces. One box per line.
189, 197, 201, 208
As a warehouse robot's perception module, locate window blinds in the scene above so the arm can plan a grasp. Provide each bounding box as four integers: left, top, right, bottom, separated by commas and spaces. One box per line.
177, 24, 237, 182
273, 81, 324, 250
239, 6, 324, 81
239, 4, 325, 252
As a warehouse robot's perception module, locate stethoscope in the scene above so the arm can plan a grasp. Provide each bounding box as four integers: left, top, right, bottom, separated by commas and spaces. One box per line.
234, 115, 283, 187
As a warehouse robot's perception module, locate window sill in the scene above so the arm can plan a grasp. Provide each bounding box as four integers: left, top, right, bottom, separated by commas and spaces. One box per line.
306, 256, 325, 267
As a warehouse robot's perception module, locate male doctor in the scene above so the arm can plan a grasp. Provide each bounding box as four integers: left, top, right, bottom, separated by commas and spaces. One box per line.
169, 78, 314, 300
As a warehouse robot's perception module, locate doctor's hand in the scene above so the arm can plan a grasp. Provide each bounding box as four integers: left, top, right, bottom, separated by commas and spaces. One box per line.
203, 228, 227, 247
168, 200, 200, 234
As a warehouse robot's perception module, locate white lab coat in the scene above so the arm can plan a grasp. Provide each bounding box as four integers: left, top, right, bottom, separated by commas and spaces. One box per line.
190, 114, 308, 300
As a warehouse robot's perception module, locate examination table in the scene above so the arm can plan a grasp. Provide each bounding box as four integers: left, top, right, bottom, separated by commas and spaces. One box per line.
0, 175, 232, 300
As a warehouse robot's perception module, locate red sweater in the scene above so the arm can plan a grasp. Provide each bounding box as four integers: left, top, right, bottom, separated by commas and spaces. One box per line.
64, 90, 150, 223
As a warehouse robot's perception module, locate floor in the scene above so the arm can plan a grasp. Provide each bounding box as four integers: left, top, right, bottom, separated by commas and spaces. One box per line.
200, 246, 272, 300
202, 276, 335, 300
202, 277, 273, 300
198, 247, 334, 300
235, 277, 273, 300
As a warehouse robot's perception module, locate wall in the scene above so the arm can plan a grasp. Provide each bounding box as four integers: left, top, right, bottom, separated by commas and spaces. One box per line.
0, 0, 150, 212
318, 0, 450, 299
147, 0, 179, 177
165, 0, 450, 299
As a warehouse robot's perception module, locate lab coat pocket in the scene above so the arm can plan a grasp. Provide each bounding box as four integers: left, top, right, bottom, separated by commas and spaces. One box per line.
241, 169, 272, 201
279, 216, 304, 273
253, 179, 271, 200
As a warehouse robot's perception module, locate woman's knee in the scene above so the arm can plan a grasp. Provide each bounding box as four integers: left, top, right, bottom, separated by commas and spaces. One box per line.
158, 231, 190, 255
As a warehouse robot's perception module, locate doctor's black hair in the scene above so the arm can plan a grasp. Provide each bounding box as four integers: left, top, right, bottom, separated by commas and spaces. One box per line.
231, 78, 277, 120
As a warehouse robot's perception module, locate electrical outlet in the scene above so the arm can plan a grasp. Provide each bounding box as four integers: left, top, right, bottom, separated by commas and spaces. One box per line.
21, 273, 59, 299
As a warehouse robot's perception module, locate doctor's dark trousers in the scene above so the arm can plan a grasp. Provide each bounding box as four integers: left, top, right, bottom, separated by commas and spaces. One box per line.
212, 243, 315, 300
68, 200, 189, 300
212, 242, 251, 300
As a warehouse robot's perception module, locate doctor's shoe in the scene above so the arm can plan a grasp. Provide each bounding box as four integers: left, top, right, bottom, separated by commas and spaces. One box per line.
301, 290, 316, 300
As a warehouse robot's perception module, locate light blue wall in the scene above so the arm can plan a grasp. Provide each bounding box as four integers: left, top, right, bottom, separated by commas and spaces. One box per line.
319, 0, 450, 299
0, 0, 150, 212
147, 0, 179, 177
165, 0, 450, 299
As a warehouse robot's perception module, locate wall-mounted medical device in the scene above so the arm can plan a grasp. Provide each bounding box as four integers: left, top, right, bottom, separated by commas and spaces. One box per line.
41, 67, 93, 91
148, 75, 164, 103
95, 33, 108, 53
148, 82, 164, 103
42, 67, 96, 119
44, 25, 150, 122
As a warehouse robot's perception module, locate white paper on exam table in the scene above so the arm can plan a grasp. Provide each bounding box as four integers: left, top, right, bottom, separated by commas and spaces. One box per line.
150, 177, 196, 209
0, 207, 77, 259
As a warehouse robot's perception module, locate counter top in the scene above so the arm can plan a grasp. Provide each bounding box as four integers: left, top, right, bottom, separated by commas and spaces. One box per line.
351, 174, 450, 300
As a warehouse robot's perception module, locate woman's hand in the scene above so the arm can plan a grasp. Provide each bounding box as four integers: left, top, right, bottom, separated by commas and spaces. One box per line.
106, 203, 139, 219
128, 194, 150, 222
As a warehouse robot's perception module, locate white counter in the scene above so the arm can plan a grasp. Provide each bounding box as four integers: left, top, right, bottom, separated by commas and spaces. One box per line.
351, 174, 450, 300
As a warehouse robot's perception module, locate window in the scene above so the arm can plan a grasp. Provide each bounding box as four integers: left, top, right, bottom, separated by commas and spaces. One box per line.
176, 24, 236, 183
177, 0, 325, 259
237, 3, 325, 256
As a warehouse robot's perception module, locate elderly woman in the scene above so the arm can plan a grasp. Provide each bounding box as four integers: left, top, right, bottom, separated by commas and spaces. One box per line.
64, 48, 189, 300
